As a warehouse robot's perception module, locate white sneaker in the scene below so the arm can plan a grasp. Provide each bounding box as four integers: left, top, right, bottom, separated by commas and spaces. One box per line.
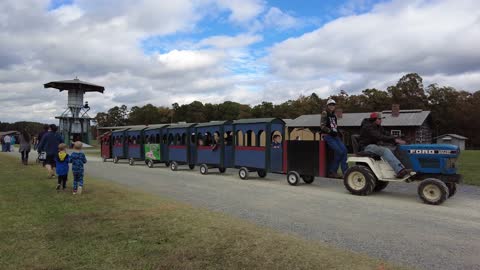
77, 186, 83, 195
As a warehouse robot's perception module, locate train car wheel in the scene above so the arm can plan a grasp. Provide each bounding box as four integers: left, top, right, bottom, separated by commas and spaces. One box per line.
287, 171, 300, 186
239, 167, 249, 180
147, 160, 154, 168
170, 161, 178, 171
200, 164, 208, 175
302, 175, 314, 184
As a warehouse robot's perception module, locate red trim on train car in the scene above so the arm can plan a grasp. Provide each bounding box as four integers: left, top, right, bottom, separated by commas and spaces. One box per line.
319, 139, 326, 177
235, 146, 266, 151
282, 140, 287, 173
114, 143, 123, 147
169, 145, 187, 149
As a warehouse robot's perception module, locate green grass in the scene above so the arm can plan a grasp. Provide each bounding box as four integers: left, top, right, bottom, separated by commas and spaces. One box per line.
0, 153, 408, 270
458, 150, 480, 186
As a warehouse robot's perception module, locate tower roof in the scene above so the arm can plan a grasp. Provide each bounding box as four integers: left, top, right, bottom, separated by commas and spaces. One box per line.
44, 78, 105, 93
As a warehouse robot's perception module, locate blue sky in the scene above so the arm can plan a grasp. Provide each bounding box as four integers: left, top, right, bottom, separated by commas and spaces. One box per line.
1, 0, 479, 122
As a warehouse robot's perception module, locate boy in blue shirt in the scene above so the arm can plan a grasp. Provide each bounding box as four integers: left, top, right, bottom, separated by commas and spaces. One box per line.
55, 143, 69, 190
70, 141, 87, 195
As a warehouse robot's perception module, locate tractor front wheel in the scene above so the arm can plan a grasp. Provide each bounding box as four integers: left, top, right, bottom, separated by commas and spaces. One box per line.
418, 178, 449, 205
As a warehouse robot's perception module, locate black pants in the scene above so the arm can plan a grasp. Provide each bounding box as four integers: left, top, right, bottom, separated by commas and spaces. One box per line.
57, 175, 68, 189
21, 150, 30, 162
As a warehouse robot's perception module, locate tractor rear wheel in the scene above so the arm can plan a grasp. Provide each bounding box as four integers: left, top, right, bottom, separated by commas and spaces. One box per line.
373, 180, 389, 192
418, 178, 449, 205
343, 165, 376, 196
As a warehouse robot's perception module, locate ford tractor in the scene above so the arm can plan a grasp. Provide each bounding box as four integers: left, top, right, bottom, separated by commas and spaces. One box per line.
344, 135, 462, 205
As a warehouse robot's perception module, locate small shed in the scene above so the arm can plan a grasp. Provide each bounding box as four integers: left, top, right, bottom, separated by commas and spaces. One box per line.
435, 134, 468, 150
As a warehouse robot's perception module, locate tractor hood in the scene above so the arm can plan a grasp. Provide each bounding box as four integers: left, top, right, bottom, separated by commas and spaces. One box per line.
398, 144, 460, 157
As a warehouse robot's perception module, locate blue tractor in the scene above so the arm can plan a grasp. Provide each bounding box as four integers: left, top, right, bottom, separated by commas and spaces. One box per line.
345, 136, 462, 205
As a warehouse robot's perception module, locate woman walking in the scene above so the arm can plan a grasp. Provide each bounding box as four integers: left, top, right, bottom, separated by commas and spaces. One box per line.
19, 131, 32, 165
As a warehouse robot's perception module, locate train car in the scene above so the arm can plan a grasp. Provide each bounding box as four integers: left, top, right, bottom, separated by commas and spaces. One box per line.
100, 131, 112, 162
143, 124, 170, 168
112, 128, 130, 163
126, 126, 148, 166
193, 121, 234, 174
283, 115, 328, 185
167, 123, 197, 171
233, 118, 286, 179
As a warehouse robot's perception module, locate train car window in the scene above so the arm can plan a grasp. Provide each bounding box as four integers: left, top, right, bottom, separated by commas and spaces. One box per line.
257, 130, 266, 147
224, 131, 233, 145
190, 133, 196, 144
271, 131, 282, 148
174, 134, 181, 145
245, 130, 255, 146
145, 135, 150, 144
168, 134, 174, 145
205, 132, 213, 146
236, 130, 244, 146
162, 134, 168, 144
197, 133, 204, 146
181, 133, 187, 145
213, 132, 220, 146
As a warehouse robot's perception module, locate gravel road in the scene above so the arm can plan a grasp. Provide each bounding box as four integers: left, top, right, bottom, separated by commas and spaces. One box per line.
32, 153, 480, 270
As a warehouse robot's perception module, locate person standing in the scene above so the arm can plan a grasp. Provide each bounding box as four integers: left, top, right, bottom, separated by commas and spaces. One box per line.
37, 124, 64, 178
70, 141, 87, 195
3, 134, 11, 152
55, 143, 70, 190
18, 131, 32, 165
358, 112, 412, 178
320, 99, 348, 178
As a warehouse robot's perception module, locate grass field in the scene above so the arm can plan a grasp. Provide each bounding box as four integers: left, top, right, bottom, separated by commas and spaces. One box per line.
0, 154, 405, 270
458, 150, 480, 186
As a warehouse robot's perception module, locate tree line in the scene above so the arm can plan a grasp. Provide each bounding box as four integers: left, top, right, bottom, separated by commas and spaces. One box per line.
1, 73, 478, 148
93, 73, 480, 148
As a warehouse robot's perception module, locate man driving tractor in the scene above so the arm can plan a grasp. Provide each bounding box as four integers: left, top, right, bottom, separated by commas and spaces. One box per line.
358, 112, 413, 178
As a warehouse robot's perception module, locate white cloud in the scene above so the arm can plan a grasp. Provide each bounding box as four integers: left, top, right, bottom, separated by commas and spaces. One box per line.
0, 0, 479, 124
263, 7, 301, 30
268, 0, 480, 92
214, 0, 265, 24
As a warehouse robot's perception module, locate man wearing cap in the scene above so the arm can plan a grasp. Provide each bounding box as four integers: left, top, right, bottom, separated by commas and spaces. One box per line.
321, 99, 348, 178
359, 112, 412, 178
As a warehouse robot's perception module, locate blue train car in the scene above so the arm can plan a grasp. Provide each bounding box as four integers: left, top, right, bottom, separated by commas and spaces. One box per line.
112, 128, 130, 163
194, 121, 234, 174
233, 118, 286, 179
143, 124, 170, 168
167, 123, 197, 171
126, 126, 148, 166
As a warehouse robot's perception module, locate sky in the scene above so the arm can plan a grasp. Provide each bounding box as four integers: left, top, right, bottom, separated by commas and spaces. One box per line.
1, 0, 479, 123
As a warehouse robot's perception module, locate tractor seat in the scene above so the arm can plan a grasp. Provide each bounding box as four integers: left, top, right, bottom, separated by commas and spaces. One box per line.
351, 134, 381, 160
355, 151, 382, 160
